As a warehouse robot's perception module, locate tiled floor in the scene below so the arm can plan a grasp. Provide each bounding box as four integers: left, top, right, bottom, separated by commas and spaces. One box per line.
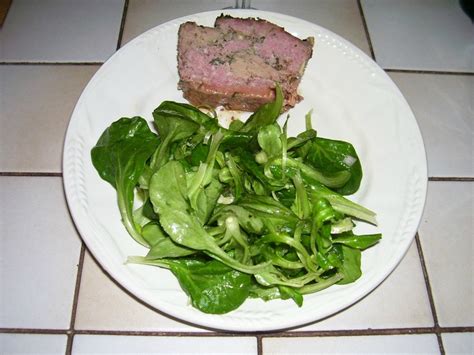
0, 334, 68, 355
0, 0, 125, 62
74, 252, 207, 332
418, 181, 473, 328
361, 0, 474, 72
0, 177, 82, 329
72, 335, 258, 354
1, 1, 472, 354
262, 334, 441, 354
0, 65, 99, 172
388, 72, 473, 177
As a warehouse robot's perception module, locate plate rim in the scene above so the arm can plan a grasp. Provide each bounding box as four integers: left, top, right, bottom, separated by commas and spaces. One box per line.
62, 8, 428, 332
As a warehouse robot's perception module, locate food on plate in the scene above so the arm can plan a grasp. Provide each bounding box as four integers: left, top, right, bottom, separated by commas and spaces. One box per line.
91, 86, 382, 314
177, 14, 314, 112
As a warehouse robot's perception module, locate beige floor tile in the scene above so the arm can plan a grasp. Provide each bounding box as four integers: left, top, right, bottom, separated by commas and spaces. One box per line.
0, 176, 82, 328
0, 0, 124, 62
0, 65, 99, 172
73, 335, 257, 354
442, 332, 474, 355
418, 181, 473, 327
262, 334, 440, 354
361, 0, 473, 71
0, 334, 67, 354
75, 252, 208, 332
389, 73, 473, 177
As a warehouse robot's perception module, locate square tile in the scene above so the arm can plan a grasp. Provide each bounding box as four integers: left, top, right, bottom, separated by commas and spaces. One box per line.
418, 181, 473, 327
0, 176, 82, 328
0, 334, 67, 354
0, 0, 125, 62
388, 73, 473, 177
262, 334, 440, 354
361, 0, 474, 72
300, 241, 433, 330
75, 252, 207, 332
252, 0, 372, 56
72, 335, 257, 354
121, 0, 233, 46
442, 332, 474, 355
0, 65, 99, 172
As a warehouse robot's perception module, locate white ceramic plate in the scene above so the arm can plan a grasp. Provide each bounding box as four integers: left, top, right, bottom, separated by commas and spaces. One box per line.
63, 9, 427, 331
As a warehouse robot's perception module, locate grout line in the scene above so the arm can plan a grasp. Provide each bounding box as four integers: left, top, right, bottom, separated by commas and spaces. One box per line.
0, 62, 103, 66
415, 233, 445, 354
434, 327, 474, 333
0, 329, 68, 335
73, 330, 245, 336
116, 0, 129, 50
385, 68, 474, 76
257, 334, 263, 355
0, 172, 62, 177
428, 177, 474, 182
64, 327, 474, 337
1, 326, 472, 337
65, 243, 86, 355
356, 0, 376, 61
258, 328, 440, 338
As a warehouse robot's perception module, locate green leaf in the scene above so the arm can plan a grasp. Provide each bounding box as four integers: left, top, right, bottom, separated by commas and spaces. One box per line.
304, 137, 363, 195
336, 245, 362, 284
248, 284, 282, 301
187, 143, 209, 166
142, 198, 159, 221
149, 161, 269, 274
257, 124, 282, 159
228, 119, 245, 131
150, 102, 210, 170
149, 160, 189, 212
266, 157, 351, 189
225, 154, 244, 200
287, 128, 318, 151
154, 101, 219, 130
291, 173, 311, 219
152, 101, 219, 155
237, 195, 299, 232
143, 222, 196, 259
186, 130, 224, 218
308, 182, 378, 225
141, 222, 165, 247
211, 205, 265, 235
333, 232, 382, 250
232, 147, 277, 191
167, 258, 252, 314
239, 84, 283, 133
279, 285, 303, 307
91, 117, 159, 247
220, 130, 254, 151
92, 95, 383, 315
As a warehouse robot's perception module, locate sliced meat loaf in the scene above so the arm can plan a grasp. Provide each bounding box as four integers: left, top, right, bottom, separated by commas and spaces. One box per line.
177, 14, 314, 112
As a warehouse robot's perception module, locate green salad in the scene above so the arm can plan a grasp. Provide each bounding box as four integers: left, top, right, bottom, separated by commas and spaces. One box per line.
91, 86, 381, 314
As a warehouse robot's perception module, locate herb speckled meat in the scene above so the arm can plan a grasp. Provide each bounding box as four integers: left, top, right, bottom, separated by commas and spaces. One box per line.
177, 15, 314, 112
